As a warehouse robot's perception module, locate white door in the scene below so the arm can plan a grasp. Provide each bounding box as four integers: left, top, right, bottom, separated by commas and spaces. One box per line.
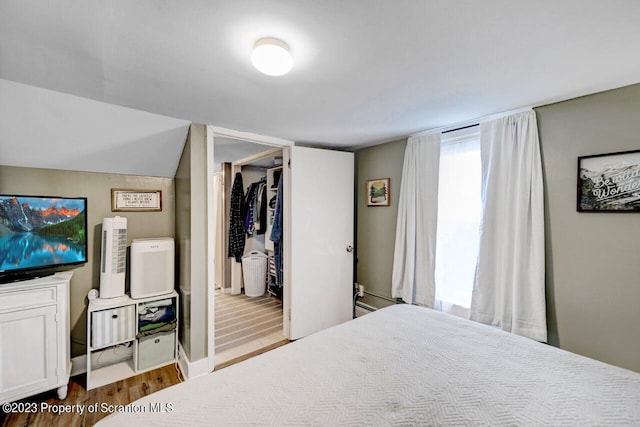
285, 146, 354, 340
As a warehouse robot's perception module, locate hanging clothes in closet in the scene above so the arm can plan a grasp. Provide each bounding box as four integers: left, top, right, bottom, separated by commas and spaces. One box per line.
243, 177, 267, 236
270, 173, 284, 287
228, 172, 246, 262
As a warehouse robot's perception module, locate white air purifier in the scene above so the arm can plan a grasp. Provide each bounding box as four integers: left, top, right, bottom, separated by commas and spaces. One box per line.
130, 237, 175, 299
99, 216, 127, 298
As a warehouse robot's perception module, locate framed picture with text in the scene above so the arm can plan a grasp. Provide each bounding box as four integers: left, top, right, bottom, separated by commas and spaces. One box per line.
577, 149, 640, 212
111, 189, 162, 212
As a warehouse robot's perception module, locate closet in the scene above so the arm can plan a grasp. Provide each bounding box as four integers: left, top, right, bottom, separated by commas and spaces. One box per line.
207, 125, 356, 371
213, 146, 285, 296
213, 145, 286, 364
229, 148, 283, 296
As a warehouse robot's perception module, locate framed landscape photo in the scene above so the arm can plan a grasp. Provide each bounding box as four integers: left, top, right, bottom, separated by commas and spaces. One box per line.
366, 178, 390, 207
577, 149, 640, 212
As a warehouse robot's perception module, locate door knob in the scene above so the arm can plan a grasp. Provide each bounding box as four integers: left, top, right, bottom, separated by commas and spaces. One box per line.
346, 245, 353, 253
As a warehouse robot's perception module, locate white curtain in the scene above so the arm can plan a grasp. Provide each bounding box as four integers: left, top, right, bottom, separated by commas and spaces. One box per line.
470, 110, 547, 342
391, 133, 441, 306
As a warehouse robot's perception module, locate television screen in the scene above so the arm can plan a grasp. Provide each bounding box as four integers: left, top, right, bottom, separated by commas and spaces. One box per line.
0, 195, 87, 280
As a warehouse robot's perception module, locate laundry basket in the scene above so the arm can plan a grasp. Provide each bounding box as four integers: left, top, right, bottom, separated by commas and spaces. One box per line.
241, 251, 268, 297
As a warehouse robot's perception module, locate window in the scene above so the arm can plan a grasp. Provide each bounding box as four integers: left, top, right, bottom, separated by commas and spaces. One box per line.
434, 126, 481, 318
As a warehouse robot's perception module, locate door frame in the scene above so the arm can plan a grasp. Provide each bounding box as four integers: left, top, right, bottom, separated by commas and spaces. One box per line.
206, 126, 293, 372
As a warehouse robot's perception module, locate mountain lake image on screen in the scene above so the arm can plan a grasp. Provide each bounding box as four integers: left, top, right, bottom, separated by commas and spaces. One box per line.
0, 195, 88, 278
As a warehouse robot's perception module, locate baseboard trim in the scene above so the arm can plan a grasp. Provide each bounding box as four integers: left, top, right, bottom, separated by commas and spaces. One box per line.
70, 354, 87, 376
355, 302, 377, 317
177, 342, 211, 380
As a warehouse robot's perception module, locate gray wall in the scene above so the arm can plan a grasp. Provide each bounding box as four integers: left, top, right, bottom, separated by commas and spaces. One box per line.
0, 165, 175, 357
355, 84, 640, 373
536, 83, 640, 372
175, 123, 209, 363
355, 139, 406, 308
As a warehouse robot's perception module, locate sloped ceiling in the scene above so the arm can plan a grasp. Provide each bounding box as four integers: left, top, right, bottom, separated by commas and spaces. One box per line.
0, 79, 190, 177
1, 1, 640, 176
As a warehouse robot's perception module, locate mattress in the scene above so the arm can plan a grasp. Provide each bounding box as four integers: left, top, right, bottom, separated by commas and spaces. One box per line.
99, 304, 640, 426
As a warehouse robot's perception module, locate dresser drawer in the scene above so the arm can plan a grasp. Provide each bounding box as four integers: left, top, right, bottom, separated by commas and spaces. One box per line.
137, 330, 176, 371
91, 305, 136, 348
0, 287, 56, 312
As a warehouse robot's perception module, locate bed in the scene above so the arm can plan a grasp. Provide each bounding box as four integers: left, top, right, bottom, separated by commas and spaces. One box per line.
99, 304, 640, 426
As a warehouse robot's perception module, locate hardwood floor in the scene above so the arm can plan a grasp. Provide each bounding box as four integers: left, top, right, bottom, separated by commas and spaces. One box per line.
1, 340, 289, 427
0, 364, 182, 427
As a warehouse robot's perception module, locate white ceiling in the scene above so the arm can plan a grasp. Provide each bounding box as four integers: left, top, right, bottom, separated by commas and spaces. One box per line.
0, 79, 190, 177
213, 136, 277, 172
1, 1, 640, 176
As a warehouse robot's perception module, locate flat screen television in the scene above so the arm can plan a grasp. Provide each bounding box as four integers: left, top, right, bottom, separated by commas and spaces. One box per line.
0, 194, 88, 283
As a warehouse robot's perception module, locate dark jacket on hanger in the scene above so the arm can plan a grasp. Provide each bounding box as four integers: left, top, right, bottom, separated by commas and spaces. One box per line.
243, 178, 268, 235
228, 172, 246, 262
243, 182, 258, 234
257, 181, 267, 235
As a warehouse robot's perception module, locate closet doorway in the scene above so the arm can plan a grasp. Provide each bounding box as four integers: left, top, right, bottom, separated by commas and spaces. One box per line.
212, 140, 288, 366
206, 126, 355, 372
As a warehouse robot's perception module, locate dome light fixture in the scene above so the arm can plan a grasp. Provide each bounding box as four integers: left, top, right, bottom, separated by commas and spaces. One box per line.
251, 37, 293, 76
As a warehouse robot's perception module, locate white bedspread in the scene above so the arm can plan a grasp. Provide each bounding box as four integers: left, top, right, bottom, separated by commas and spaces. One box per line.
99, 304, 640, 426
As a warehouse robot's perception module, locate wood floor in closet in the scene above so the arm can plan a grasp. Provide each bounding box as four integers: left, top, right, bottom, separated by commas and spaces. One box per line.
214, 290, 286, 366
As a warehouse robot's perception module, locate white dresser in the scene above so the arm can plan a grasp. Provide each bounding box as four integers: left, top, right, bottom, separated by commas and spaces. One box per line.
0, 272, 72, 403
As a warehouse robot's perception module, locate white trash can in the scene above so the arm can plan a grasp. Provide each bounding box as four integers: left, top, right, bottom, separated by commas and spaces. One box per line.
241, 251, 268, 297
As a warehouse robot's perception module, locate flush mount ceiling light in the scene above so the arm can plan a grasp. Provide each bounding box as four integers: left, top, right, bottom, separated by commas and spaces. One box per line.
251, 37, 293, 76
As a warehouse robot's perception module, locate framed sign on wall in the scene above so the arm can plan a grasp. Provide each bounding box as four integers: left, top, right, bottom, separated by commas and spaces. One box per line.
577, 149, 640, 212
111, 189, 162, 212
